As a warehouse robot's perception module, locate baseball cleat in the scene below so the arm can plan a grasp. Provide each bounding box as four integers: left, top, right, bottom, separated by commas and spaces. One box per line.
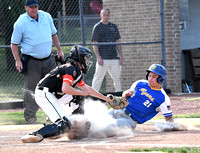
21, 133, 43, 143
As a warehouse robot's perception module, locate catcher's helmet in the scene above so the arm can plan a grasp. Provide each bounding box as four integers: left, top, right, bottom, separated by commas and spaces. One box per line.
146, 64, 166, 84
70, 45, 92, 74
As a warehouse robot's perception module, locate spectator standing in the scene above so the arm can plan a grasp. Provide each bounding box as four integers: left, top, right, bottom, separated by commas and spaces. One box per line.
11, 0, 64, 124
91, 9, 123, 92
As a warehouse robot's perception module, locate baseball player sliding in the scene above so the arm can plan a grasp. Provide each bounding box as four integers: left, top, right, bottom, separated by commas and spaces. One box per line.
106, 64, 175, 128
112, 64, 185, 131
65, 64, 187, 139
21, 45, 110, 143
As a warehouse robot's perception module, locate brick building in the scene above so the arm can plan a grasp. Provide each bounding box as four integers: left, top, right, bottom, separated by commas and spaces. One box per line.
103, 0, 182, 93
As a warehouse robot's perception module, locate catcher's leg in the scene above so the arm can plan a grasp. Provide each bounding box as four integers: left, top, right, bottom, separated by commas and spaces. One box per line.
21, 116, 71, 143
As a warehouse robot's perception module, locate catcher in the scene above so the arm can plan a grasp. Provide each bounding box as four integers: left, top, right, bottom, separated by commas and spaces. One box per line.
104, 64, 185, 131
21, 45, 110, 143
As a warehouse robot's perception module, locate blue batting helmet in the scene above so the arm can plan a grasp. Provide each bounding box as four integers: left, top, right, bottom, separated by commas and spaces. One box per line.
146, 64, 166, 84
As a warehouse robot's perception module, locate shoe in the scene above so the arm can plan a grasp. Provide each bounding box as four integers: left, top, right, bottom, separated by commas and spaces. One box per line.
21, 133, 43, 143
27, 118, 36, 124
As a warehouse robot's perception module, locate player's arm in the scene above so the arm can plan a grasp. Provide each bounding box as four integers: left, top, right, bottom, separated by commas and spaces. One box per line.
78, 84, 109, 102
11, 43, 22, 72
159, 95, 174, 123
93, 41, 103, 66
116, 39, 123, 65
62, 82, 89, 96
92, 41, 100, 57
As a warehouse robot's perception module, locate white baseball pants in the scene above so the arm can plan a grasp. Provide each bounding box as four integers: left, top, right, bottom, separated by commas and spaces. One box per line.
35, 87, 74, 123
92, 59, 122, 92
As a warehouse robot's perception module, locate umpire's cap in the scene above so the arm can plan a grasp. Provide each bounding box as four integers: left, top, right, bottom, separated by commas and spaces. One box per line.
146, 64, 166, 84
25, 0, 39, 7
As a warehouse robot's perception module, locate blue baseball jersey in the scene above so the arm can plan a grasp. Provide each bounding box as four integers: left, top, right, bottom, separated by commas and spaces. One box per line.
126, 80, 173, 124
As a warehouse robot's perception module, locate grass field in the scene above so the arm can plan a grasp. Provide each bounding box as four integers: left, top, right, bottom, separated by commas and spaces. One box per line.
0, 110, 46, 125
1, 108, 199, 125
130, 147, 200, 152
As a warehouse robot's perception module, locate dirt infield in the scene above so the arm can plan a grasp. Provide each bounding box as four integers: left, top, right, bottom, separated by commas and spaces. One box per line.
1, 94, 200, 153
1, 122, 200, 153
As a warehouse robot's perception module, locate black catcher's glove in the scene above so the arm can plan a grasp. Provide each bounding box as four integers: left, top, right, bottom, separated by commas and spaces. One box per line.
55, 55, 65, 65
69, 95, 85, 114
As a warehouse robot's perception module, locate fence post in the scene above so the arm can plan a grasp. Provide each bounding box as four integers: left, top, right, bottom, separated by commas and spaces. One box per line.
160, 0, 167, 89
57, 11, 62, 42
79, 0, 86, 46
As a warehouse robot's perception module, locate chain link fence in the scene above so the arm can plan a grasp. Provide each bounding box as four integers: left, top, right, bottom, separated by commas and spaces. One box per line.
0, 0, 164, 102
0, 0, 103, 102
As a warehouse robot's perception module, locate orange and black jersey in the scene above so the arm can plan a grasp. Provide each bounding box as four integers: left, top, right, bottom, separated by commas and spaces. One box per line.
38, 62, 85, 94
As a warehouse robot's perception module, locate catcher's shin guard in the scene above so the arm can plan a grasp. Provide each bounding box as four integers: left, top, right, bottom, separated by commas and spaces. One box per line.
35, 117, 72, 138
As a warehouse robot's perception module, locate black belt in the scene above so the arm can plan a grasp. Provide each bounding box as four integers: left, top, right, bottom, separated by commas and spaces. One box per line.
124, 109, 139, 123
37, 86, 51, 92
22, 54, 51, 61
38, 86, 44, 90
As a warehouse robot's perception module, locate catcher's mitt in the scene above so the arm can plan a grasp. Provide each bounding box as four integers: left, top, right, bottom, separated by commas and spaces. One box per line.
106, 94, 129, 109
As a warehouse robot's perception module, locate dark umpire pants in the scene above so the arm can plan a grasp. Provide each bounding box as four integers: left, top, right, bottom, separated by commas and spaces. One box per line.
23, 55, 55, 123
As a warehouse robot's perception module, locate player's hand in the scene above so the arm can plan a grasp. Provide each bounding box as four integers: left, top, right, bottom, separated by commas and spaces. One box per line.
122, 90, 134, 98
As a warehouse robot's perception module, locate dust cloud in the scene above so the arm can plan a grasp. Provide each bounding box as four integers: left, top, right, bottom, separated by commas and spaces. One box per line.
154, 122, 195, 132
63, 98, 134, 139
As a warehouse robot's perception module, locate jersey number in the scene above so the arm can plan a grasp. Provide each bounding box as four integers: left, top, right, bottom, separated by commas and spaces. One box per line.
143, 100, 152, 108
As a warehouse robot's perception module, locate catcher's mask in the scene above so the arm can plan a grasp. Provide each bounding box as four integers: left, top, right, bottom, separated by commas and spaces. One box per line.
146, 64, 166, 84
70, 45, 92, 74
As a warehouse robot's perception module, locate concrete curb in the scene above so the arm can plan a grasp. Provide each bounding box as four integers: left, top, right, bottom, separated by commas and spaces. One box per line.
0, 100, 23, 110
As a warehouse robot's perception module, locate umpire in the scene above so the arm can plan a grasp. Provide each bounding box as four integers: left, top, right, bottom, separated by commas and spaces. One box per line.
11, 0, 64, 124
